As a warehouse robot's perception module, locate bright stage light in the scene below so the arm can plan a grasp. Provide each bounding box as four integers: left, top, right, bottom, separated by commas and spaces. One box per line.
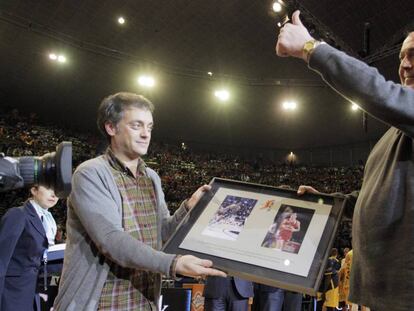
138, 75, 155, 87
282, 101, 297, 110
351, 102, 360, 111
57, 55, 66, 63
49, 53, 66, 64
214, 89, 230, 101
272, 2, 283, 12
118, 17, 125, 24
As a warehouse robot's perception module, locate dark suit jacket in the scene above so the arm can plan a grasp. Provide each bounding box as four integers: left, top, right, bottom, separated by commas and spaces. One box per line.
0, 201, 48, 311
204, 276, 254, 299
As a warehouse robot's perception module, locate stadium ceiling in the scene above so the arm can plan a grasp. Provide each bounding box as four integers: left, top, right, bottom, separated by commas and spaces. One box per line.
0, 0, 412, 150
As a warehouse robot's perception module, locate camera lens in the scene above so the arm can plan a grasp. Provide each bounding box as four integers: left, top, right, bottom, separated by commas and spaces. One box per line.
17, 142, 72, 198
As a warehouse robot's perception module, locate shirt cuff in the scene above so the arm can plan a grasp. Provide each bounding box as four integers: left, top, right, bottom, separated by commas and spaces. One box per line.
169, 254, 182, 279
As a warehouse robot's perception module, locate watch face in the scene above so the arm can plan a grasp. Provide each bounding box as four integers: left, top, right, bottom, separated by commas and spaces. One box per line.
304, 41, 315, 52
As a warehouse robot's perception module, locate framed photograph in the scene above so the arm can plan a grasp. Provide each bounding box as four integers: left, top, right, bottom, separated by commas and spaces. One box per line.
163, 178, 346, 296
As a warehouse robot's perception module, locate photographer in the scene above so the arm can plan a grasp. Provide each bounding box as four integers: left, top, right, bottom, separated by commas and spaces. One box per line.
0, 141, 72, 310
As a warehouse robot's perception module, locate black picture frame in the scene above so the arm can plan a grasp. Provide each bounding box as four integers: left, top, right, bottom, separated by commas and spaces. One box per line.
162, 178, 346, 296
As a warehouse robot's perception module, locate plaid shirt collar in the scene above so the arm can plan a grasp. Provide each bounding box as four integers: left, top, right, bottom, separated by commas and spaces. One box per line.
105, 147, 147, 177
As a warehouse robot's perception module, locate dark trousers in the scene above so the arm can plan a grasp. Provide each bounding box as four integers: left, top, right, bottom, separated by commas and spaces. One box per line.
252, 287, 302, 311
204, 278, 249, 311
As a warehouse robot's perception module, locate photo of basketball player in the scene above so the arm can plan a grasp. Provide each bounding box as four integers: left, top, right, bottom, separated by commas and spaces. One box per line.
261, 204, 314, 254
202, 195, 257, 241
274, 212, 301, 250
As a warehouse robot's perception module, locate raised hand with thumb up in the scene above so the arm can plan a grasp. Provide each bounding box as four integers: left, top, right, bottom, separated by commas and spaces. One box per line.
275, 10, 315, 61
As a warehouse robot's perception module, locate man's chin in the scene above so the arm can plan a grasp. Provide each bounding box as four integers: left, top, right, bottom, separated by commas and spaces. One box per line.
135, 148, 148, 157
404, 78, 414, 88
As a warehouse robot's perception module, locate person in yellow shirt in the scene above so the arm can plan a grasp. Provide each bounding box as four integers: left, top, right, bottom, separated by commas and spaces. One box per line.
339, 249, 353, 311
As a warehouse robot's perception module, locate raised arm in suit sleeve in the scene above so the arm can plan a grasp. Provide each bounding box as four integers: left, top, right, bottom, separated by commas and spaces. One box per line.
309, 44, 414, 137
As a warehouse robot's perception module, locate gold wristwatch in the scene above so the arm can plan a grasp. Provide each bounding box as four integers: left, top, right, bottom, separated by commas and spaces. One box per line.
303, 39, 324, 62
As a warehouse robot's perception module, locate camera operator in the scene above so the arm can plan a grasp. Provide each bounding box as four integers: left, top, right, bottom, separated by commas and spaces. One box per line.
0, 141, 72, 311
0, 185, 59, 311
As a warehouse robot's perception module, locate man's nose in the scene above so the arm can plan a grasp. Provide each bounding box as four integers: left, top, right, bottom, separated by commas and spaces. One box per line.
141, 127, 150, 137
402, 56, 413, 68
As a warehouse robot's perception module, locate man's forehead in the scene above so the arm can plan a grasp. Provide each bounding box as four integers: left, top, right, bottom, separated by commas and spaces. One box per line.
125, 106, 152, 113
124, 107, 153, 117
401, 33, 414, 51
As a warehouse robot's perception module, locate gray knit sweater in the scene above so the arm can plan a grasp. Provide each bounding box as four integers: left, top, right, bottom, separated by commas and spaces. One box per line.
310, 44, 414, 311
53, 155, 188, 310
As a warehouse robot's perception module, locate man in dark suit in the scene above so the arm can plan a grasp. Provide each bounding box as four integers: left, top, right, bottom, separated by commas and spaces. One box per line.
0, 185, 58, 311
204, 276, 254, 311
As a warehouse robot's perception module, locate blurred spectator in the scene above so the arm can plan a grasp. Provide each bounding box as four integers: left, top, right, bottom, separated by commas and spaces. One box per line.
317, 248, 341, 311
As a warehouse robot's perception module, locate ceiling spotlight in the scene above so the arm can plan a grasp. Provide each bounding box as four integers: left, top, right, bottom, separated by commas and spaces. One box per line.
214, 89, 230, 101
207, 71, 213, 76
351, 102, 360, 111
57, 55, 66, 63
118, 17, 125, 24
138, 75, 155, 87
272, 2, 283, 12
282, 101, 297, 110
49, 53, 66, 64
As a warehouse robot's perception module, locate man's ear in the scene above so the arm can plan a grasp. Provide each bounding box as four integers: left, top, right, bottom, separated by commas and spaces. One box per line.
104, 122, 117, 137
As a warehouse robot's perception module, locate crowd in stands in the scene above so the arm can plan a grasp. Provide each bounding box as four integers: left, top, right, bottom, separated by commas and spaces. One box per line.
0, 109, 362, 248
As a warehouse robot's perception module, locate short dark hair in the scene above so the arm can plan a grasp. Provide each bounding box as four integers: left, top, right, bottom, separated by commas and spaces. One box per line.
405, 30, 414, 37
331, 248, 338, 257
97, 92, 154, 142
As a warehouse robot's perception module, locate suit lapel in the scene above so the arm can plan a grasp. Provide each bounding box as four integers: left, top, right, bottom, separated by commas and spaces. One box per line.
25, 201, 47, 238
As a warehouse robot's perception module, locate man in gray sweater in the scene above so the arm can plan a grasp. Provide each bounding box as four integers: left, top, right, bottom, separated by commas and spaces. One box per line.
53, 92, 225, 310
276, 11, 414, 311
